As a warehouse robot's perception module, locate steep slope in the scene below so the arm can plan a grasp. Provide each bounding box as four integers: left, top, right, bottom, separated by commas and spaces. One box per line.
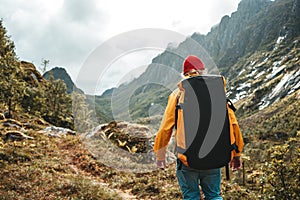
192, 0, 272, 68
193, 0, 300, 71
1, 2, 299, 199
95, 0, 300, 124
227, 36, 299, 112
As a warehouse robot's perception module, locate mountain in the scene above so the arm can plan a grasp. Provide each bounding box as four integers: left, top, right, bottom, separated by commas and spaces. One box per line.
192, 0, 300, 71
95, 0, 300, 126
43, 67, 83, 94
1, 2, 299, 199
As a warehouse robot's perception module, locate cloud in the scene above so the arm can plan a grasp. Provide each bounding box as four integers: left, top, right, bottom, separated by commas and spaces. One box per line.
1, 0, 241, 95
1, 0, 108, 80
61, 0, 103, 23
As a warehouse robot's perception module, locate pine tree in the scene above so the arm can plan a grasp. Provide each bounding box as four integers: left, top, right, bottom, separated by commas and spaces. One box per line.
22, 86, 46, 116
43, 72, 73, 128
0, 20, 25, 117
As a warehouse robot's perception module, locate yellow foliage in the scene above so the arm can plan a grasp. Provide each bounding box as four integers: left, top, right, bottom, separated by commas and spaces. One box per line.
117, 139, 127, 147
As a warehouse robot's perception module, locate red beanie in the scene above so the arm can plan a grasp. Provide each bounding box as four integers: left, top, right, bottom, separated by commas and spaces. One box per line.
183, 55, 205, 75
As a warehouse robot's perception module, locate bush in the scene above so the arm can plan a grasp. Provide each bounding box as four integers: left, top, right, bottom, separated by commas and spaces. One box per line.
260, 133, 300, 199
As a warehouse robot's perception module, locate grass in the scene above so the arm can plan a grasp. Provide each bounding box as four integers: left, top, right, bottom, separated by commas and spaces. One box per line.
0, 126, 122, 200
1, 97, 299, 200
0, 120, 250, 200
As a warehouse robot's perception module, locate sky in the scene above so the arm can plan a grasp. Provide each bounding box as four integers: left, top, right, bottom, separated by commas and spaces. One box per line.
1, 0, 241, 95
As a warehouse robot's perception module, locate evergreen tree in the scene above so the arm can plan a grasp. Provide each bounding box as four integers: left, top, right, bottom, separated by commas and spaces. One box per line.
22, 86, 46, 116
0, 20, 25, 117
43, 72, 73, 129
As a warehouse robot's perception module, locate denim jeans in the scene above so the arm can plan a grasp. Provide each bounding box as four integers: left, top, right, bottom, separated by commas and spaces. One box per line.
176, 159, 223, 200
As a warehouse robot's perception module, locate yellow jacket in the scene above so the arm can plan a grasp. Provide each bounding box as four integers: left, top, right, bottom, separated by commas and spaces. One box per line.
153, 77, 244, 166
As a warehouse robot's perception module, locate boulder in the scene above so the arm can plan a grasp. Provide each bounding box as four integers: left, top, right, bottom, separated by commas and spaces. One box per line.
92, 121, 153, 154
84, 121, 176, 171
39, 126, 76, 137
21, 61, 45, 85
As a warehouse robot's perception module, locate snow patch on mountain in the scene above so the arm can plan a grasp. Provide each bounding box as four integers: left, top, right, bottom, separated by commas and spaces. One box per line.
254, 71, 265, 79
274, 35, 287, 50
259, 69, 300, 110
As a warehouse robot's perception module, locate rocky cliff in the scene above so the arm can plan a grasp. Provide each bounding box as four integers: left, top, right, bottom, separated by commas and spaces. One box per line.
95, 0, 300, 122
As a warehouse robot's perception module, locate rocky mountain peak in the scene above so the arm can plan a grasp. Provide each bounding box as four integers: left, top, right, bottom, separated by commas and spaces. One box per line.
43, 67, 83, 94
95, 0, 300, 122
237, 0, 271, 14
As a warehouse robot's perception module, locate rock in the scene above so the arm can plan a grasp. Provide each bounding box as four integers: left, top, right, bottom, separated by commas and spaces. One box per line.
40, 126, 76, 137
4, 130, 34, 142
94, 121, 153, 154
21, 61, 45, 85
85, 121, 177, 170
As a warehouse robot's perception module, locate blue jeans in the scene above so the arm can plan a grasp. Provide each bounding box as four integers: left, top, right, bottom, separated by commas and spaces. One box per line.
176, 159, 223, 200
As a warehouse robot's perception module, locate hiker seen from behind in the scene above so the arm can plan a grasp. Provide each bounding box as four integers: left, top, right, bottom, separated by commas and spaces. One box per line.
154, 55, 244, 200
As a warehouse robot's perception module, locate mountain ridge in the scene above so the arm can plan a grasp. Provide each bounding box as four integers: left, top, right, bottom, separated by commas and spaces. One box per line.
1, 1, 299, 199
95, 0, 300, 123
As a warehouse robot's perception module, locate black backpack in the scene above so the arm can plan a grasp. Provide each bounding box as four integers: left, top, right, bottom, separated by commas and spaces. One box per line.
175, 75, 236, 172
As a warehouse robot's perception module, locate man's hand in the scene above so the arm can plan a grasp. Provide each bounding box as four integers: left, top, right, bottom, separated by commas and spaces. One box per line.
156, 160, 166, 169
230, 156, 242, 172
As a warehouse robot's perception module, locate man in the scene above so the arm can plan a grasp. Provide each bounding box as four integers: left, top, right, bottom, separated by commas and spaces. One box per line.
154, 55, 244, 200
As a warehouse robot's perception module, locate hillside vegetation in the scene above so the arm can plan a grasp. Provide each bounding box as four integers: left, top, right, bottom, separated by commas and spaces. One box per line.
0, 0, 300, 199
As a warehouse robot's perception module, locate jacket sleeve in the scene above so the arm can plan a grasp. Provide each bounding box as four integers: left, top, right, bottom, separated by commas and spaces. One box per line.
228, 108, 244, 157
153, 91, 178, 161
224, 76, 244, 157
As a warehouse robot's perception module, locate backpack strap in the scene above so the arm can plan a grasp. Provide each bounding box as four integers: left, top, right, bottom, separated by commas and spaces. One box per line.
221, 75, 236, 112
227, 98, 236, 112
225, 163, 230, 181
174, 93, 182, 130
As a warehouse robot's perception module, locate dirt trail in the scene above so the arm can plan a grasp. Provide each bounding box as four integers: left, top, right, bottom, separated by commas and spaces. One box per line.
58, 138, 138, 200
100, 182, 138, 200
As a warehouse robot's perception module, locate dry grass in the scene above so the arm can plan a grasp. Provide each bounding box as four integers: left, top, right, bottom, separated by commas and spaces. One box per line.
1, 112, 298, 199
